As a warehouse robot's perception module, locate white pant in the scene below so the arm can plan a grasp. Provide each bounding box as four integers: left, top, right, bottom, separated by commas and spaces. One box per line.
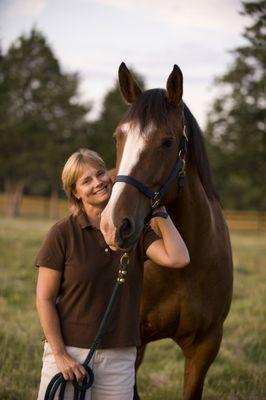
37, 342, 137, 400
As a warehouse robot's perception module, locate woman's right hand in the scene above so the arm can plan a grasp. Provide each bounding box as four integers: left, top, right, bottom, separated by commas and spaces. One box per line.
54, 351, 87, 382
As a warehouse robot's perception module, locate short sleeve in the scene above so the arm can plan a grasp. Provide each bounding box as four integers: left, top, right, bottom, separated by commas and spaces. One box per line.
35, 223, 66, 271
142, 225, 161, 261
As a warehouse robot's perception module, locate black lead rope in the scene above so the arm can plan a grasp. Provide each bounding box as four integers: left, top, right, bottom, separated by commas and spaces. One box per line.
44, 253, 130, 400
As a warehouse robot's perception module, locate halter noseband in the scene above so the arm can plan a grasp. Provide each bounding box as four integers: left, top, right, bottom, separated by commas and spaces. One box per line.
114, 125, 189, 223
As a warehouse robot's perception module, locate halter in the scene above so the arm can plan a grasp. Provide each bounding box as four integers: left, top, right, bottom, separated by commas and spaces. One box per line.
114, 125, 189, 222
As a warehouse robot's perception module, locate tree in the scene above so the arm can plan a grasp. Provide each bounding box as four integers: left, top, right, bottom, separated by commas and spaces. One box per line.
0, 29, 90, 216
205, 1, 266, 210
90, 70, 145, 168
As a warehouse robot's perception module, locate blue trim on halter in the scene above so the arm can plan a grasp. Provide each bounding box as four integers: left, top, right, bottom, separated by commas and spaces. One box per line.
115, 175, 154, 198
151, 211, 168, 219
157, 158, 184, 198
144, 210, 168, 225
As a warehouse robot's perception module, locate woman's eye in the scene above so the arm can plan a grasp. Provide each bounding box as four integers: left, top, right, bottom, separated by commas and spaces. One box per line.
161, 138, 173, 148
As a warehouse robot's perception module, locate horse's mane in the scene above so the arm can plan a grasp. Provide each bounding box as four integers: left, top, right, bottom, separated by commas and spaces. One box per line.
183, 103, 220, 203
123, 89, 220, 203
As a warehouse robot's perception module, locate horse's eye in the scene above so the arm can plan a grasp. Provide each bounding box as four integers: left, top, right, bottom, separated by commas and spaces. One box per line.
161, 138, 173, 148
113, 136, 117, 144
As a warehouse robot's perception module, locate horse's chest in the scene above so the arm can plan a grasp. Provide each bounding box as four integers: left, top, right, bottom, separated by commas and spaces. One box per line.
141, 269, 218, 340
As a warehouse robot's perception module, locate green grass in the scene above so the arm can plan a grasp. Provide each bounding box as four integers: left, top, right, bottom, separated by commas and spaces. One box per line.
0, 217, 265, 399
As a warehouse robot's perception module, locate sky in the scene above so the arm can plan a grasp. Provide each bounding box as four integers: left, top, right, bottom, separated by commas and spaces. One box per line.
0, 0, 250, 128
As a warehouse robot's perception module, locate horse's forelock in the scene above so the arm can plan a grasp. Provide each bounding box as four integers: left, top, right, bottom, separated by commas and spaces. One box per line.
123, 89, 177, 134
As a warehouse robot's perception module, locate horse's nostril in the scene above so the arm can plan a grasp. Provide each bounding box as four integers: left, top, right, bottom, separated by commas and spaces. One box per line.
119, 217, 135, 240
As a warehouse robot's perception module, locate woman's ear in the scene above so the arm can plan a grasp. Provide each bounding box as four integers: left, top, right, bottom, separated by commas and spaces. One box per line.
72, 187, 80, 200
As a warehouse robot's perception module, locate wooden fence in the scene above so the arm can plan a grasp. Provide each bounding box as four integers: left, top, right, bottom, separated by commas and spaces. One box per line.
223, 210, 266, 233
0, 194, 265, 232
0, 193, 69, 219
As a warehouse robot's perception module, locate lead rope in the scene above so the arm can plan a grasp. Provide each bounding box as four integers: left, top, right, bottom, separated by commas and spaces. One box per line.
44, 253, 130, 400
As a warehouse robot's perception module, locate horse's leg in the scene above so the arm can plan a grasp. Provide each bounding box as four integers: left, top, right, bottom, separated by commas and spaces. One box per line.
177, 325, 223, 400
133, 344, 147, 400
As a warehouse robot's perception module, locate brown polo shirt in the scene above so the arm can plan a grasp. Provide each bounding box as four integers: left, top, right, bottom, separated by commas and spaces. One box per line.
35, 211, 160, 349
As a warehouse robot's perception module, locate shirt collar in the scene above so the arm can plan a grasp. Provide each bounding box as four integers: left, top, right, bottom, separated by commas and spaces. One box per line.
76, 210, 93, 230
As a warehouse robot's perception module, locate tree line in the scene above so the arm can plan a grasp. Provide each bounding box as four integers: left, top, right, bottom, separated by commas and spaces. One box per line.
0, 0, 265, 216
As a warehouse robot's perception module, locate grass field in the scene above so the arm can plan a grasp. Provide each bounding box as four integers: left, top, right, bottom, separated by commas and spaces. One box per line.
0, 216, 265, 399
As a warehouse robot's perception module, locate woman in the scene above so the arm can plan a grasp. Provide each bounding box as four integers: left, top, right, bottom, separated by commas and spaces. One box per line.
35, 148, 190, 400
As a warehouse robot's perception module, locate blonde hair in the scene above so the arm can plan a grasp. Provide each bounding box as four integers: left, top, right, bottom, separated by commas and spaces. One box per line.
62, 148, 106, 215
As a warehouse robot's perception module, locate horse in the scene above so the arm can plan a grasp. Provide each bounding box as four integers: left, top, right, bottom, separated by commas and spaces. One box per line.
100, 62, 233, 400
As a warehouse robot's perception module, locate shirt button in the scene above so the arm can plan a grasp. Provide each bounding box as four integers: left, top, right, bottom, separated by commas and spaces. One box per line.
104, 248, 109, 252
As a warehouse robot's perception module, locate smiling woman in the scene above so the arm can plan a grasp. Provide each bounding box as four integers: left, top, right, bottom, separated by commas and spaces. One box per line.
61, 149, 112, 220
34, 147, 189, 399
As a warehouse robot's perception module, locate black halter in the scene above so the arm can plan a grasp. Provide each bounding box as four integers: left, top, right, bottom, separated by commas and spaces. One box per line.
114, 126, 189, 223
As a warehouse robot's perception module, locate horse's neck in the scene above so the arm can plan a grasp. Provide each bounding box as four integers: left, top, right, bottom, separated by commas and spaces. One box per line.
167, 163, 220, 244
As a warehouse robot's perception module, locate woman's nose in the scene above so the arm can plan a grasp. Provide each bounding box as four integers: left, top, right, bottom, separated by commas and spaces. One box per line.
93, 176, 102, 185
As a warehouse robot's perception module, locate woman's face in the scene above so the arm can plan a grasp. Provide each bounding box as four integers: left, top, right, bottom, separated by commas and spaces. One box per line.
74, 163, 112, 208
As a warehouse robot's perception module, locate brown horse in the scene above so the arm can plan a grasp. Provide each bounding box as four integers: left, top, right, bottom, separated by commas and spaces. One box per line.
101, 63, 233, 400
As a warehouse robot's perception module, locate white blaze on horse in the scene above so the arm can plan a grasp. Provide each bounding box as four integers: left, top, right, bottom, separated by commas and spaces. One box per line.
101, 63, 233, 400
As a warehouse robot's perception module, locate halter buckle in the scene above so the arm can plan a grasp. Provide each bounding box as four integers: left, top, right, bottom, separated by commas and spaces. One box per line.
179, 158, 186, 174
183, 125, 188, 141
178, 148, 185, 158
151, 191, 161, 209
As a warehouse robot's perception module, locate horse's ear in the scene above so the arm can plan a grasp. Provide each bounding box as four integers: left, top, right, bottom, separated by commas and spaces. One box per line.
118, 62, 142, 104
166, 64, 183, 107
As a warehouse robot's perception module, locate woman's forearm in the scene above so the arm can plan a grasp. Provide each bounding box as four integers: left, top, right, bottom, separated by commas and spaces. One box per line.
36, 299, 67, 356
152, 215, 190, 267
36, 299, 87, 381
145, 205, 190, 268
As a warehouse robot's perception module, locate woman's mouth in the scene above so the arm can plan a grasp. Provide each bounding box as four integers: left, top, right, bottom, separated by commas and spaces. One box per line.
94, 185, 108, 195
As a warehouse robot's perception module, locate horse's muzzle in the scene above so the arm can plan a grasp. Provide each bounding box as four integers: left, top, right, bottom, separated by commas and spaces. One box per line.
115, 217, 141, 251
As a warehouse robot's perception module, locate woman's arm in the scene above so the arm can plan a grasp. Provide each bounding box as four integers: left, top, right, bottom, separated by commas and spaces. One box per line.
146, 208, 190, 268
36, 267, 86, 381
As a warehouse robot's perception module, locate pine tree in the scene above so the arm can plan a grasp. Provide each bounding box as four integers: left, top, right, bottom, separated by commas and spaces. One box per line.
206, 1, 266, 210
0, 29, 90, 216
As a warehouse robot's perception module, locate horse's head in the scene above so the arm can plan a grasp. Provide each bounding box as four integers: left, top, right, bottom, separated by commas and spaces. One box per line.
101, 62, 185, 251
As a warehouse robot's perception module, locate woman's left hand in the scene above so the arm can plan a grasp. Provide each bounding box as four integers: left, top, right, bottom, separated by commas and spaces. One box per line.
150, 206, 167, 236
